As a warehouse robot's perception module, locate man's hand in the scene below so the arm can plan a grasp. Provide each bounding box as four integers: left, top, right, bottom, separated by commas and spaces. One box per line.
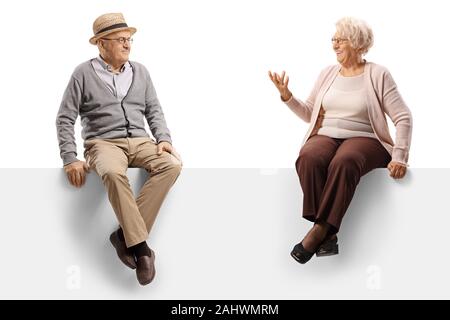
387, 161, 407, 179
157, 141, 182, 164
64, 160, 90, 188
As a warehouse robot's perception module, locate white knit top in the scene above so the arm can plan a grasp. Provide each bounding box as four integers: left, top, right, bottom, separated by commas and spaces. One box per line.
317, 73, 376, 139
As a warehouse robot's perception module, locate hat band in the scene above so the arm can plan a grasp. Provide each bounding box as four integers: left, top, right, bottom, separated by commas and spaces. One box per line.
96, 23, 129, 35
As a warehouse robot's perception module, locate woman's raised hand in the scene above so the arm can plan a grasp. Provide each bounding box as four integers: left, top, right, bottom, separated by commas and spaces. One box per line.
268, 70, 293, 101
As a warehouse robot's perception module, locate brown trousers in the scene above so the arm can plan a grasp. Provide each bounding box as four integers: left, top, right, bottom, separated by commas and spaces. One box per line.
295, 134, 391, 233
84, 137, 182, 247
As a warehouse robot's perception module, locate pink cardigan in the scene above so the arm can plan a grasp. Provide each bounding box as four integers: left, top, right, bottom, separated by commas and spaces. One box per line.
284, 62, 413, 165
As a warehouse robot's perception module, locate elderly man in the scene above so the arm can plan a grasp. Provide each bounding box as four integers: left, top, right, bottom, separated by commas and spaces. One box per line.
56, 13, 182, 285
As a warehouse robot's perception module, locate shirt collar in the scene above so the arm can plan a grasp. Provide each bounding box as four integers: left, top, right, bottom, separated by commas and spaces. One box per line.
96, 55, 130, 73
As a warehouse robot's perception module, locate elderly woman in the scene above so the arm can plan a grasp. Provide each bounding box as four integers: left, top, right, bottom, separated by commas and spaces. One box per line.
268, 17, 412, 264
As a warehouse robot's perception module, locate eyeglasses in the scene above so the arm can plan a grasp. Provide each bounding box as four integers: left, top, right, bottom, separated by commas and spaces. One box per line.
331, 37, 348, 45
101, 37, 134, 44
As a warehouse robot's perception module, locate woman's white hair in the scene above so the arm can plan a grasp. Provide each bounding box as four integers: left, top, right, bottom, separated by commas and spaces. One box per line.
335, 17, 374, 55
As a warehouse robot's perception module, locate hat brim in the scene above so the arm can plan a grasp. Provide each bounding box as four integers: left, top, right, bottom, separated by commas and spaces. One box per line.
89, 27, 137, 45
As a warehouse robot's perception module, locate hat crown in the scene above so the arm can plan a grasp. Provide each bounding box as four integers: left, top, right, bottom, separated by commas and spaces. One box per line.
93, 13, 127, 35
89, 12, 136, 45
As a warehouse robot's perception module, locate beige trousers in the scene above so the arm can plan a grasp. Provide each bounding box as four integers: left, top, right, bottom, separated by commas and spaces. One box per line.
84, 137, 182, 247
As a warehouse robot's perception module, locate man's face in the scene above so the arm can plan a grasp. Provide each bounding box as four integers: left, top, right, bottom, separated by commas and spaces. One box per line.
98, 30, 132, 65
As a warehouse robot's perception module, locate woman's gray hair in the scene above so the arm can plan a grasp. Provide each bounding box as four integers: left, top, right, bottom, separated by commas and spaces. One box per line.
335, 17, 374, 55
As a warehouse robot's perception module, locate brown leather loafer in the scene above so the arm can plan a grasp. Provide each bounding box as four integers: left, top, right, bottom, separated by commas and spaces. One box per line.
136, 250, 156, 286
109, 230, 137, 269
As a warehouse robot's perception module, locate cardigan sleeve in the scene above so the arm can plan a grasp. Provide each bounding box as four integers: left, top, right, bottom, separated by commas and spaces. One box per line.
381, 70, 413, 165
283, 69, 325, 123
56, 75, 82, 166
144, 67, 172, 144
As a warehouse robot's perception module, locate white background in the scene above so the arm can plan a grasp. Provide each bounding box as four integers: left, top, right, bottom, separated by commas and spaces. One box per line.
1, 1, 449, 300
0, 0, 449, 168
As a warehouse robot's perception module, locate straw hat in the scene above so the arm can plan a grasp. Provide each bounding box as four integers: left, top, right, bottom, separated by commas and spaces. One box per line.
89, 13, 137, 45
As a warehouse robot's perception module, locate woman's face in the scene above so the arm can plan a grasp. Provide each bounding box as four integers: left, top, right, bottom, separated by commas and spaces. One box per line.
332, 32, 360, 65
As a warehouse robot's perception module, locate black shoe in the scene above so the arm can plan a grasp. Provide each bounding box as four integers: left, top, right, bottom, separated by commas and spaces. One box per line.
316, 236, 339, 257
291, 242, 314, 264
